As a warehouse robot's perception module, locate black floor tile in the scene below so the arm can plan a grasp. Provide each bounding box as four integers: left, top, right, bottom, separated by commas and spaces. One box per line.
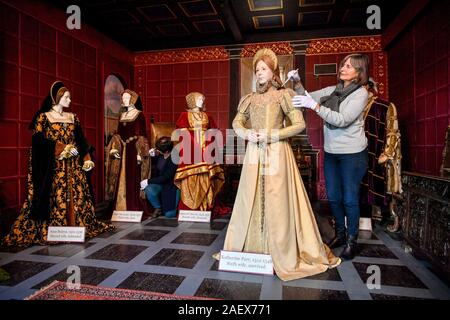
85, 244, 148, 262
282, 286, 349, 300
171, 232, 218, 246
356, 244, 398, 259
0, 260, 54, 286
189, 221, 227, 231
120, 229, 170, 242
94, 229, 121, 239
195, 278, 261, 299
31, 243, 94, 257
353, 262, 428, 289
117, 272, 184, 294
145, 248, 204, 269
146, 218, 179, 227
32, 265, 117, 289
0, 246, 27, 253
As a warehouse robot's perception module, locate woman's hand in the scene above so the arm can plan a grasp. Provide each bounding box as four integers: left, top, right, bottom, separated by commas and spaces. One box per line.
140, 179, 148, 190
292, 93, 319, 111
287, 69, 301, 82
137, 154, 142, 164
82, 160, 95, 172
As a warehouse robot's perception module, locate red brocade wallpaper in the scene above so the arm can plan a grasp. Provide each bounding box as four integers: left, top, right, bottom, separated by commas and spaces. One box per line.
0, 0, 448, 219
0, 0, 134, 220
387, 1, 450, 176
134, 48, 230, 139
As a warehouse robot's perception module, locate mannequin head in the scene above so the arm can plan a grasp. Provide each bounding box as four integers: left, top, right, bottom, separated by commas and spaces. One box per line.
253, 48, 282, 88
58, 91, 71, 108
122, 92, 132, 107
195, 94, 205, 109
121, 89, 140, 109
255, 60, 274, 86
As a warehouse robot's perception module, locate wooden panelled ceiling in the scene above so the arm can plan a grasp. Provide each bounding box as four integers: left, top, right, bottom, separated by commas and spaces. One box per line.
45, 0, 409, 51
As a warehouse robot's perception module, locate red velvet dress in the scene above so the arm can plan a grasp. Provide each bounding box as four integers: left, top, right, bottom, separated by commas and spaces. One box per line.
174, 111, 224, 211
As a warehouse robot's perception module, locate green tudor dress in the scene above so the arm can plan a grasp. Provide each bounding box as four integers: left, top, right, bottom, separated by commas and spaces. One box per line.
2, 113, 114, 247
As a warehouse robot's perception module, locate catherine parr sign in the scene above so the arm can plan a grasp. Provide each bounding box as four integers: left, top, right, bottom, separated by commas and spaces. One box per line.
218, 251, 274, 275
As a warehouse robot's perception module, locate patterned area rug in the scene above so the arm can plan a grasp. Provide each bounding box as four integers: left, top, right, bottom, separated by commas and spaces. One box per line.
26, 281, 214, 300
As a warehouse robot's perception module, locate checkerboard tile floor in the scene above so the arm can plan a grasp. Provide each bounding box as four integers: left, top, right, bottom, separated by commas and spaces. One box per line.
1, 211, 449, 300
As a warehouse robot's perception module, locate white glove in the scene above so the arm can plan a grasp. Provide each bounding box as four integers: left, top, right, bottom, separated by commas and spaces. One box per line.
140, 179, 148, 190
287, 69, 301, 82
256, 131, 268, 143
292, 94, 319, 110
82, 160, 95, 172
137, 154, 142, 163
149, 148, 156, 157
247, 130, 259, 143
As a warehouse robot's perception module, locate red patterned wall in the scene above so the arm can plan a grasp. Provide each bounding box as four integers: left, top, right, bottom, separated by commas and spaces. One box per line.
0, 0, 134, 221
304, 36, 385, 199
134, 48, 230, 139
387, 1, 450, 176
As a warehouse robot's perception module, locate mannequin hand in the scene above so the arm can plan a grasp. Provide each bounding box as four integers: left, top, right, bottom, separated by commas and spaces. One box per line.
109, 149, 121, 159
140, 179, 148, 191
292, 94, 319, 110
149, 148, 157, 157
247, 130, 259, 143
59, 144, 77, 160
378, 153, 388, 164
69, 146, 78, 157
256, 131, 268, 143
287, 69, 301, 82
82, 160, 95, 172
137, 154, 142, 163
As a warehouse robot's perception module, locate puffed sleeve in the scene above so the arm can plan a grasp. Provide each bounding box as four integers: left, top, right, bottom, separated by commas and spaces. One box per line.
232, 93, 252, 140
176, 112, 190, 129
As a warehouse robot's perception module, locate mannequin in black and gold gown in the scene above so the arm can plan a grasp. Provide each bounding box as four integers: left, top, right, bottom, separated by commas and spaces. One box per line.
2, 81, 114, 247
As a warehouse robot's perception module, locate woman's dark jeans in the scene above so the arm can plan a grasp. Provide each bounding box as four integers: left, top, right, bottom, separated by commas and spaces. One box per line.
324, 149, 368, 237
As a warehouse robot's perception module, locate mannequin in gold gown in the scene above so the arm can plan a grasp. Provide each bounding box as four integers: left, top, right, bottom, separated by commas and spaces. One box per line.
219, 49, 340, 281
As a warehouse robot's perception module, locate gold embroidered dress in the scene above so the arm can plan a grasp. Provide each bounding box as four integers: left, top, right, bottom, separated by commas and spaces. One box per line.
223, 86, 340, 281
173, 93, 224, 211
3, 113, 114, 246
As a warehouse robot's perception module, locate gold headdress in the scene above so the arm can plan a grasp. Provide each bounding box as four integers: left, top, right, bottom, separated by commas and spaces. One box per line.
252, 48, 278, 73
186, 92, 204, 110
